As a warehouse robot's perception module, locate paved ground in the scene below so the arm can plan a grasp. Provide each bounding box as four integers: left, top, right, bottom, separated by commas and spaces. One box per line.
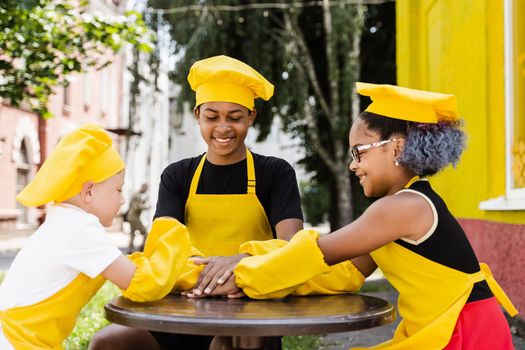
1, 232, 524, 349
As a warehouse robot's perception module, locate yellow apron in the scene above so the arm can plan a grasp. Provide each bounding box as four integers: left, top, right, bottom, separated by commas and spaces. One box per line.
0, 218, 191, 349
0, 274, 105, 350
185, 149, 273, 256
181, 152, 364, 296
171, 150, 276, 292
360, 243, 518, 350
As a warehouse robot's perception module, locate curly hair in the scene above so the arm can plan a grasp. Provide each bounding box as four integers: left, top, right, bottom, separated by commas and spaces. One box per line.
359, 111, 466, 176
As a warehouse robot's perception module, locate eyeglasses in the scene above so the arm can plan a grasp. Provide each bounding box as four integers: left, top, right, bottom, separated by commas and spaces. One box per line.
350, 138, 398, 163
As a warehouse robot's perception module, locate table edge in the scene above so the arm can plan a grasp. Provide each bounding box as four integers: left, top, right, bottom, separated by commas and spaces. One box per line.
105, 295, 396, 336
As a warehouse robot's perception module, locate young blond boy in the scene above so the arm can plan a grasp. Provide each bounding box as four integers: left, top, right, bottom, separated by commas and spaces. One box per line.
0, 123, 191, 349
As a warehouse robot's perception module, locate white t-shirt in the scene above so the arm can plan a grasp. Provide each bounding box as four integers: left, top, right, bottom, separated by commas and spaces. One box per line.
0, 204, 122, 347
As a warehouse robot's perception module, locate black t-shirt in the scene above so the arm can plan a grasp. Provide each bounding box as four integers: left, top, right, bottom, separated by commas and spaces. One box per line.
154, 152, 303, 236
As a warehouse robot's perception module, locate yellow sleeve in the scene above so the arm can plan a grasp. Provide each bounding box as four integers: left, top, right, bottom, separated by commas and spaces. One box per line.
237, 234, 365, 298
170, 247, 206, 293
234, 230, 330, 299
122, 218, 192, 302
239, 239, 288, 255
293, 260, 365, 296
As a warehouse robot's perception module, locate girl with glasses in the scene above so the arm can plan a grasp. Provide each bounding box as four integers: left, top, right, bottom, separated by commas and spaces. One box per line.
234, 83, 517, 350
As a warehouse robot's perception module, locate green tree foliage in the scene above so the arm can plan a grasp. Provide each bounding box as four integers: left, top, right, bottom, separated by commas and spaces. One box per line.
0, 0, 155, 118
300, 180, 329, 226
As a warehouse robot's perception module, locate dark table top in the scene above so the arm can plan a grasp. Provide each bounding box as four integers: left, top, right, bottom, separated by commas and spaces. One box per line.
105, 293, 395, 336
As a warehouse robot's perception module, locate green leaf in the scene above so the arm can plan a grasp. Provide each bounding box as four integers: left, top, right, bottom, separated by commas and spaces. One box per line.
1, 0, 154, 119
41, 110, 53, 119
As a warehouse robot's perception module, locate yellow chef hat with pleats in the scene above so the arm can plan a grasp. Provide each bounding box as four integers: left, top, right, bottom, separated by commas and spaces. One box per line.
16, 123, 125, 207
188, 55, 274, 110
356, 82, 459, 123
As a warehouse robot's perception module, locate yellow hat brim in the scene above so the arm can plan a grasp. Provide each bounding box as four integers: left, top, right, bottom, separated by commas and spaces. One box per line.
357, 82, 459, 123
195, 81, 256, 110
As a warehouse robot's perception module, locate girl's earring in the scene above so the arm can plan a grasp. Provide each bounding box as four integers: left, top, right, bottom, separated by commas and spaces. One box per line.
395, 160, 400, 166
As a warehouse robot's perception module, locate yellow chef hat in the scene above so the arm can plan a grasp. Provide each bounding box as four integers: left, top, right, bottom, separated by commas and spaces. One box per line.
188, 55, 274, 110
16, 123, 125, 207
356, 82, 459, 123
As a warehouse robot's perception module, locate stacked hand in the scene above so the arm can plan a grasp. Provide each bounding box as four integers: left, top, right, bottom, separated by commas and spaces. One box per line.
182, 254, 248, 298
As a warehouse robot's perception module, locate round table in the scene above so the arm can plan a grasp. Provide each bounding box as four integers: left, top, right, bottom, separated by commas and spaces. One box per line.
105, 294, 395, 348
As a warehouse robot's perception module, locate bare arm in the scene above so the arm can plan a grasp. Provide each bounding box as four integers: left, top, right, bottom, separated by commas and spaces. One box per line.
101, 255, 137, 290
318, 192, 434, 266
275, 218, 304, 241
351, 254, 377, 278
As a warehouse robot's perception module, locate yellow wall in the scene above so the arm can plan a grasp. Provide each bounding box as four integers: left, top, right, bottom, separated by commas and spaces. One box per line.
396, 0, 525, 224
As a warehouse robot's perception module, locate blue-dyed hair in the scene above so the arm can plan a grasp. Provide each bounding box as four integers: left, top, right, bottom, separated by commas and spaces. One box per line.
359, 111, 466, 176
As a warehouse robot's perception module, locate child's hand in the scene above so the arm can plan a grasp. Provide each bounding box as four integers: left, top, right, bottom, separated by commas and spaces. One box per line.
190, 254, 249, 296
184, 275, 245, 298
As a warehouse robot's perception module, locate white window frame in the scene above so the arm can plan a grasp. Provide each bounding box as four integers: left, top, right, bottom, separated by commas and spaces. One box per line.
480, 0, 525, 210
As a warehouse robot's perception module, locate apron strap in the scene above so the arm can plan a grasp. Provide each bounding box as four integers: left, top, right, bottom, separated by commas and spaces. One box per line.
189, 149, 256, 195
189, 154, 207, 195
246, 150, 256, 194
479, 263, 519, 316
